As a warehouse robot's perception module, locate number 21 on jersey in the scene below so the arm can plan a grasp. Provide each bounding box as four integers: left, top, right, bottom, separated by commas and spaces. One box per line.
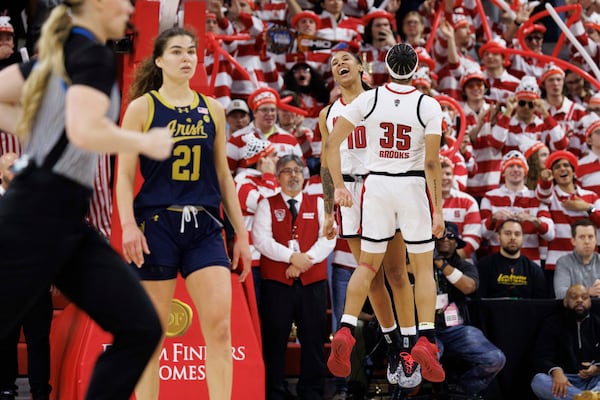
172, 144, 201, 181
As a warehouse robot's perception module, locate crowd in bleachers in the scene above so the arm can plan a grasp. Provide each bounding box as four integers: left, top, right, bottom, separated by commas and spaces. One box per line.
197, 0, 600, 298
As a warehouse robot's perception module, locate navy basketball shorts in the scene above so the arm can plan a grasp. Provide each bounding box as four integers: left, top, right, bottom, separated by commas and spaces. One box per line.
132, 208, 231, 280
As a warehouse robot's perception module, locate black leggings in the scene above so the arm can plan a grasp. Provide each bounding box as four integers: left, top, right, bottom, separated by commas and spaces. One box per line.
0, 289, 52, 395
0, 168, 162, 400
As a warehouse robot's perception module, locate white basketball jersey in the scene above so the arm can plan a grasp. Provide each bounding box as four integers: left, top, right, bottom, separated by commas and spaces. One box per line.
341, 83, 442, 173
327, 98, 369, 175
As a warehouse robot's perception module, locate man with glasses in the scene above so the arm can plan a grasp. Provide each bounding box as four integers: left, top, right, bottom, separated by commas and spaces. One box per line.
226, 87, 304, 175
431, 222, 505, 399
508, 24, 548, 79
490, 76, 567, 154
253, 154, 335, 400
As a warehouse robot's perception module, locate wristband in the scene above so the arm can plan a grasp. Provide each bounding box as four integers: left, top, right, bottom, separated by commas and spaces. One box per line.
446, 268, 464, 284
588, 206, 596, 215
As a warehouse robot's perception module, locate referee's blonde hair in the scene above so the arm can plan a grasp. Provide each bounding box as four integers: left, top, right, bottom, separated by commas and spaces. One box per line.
16, 1, 81, 142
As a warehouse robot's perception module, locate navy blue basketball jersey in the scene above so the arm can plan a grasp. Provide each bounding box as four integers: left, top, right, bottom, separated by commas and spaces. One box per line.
134, 90, 221, 215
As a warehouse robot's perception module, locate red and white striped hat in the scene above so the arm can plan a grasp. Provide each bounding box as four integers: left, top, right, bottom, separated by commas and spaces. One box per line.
585, 119, 600, 138
589, 92, 600, 107
584, 12, 600, 33
412, 67, 432, 89
540, 62, 564, 84
515, 76, 540, 100
0, 16, 13, 34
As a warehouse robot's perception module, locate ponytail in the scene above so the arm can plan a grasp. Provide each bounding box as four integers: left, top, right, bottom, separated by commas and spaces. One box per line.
16, 4, 73, 142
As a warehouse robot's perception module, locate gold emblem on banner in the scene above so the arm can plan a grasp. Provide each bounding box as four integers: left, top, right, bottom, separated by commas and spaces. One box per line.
166, 299, 193, 338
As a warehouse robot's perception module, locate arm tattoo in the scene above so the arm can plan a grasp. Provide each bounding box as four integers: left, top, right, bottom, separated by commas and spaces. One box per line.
321, 166, 335, 214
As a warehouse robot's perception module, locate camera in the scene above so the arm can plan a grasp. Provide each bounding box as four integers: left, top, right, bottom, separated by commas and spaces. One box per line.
109, 34, 134, 54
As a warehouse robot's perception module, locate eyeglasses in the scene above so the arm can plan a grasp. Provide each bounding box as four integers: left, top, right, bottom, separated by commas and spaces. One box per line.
518, 100, 535, 109
279, 167, 303, 175
525, 35, 544, 42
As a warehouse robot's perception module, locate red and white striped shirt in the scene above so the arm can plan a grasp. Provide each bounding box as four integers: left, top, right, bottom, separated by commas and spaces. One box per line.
317, 11, 362, 43
230, 14, 283, 100
480, 185, 554, 265
490, 113, 568, 154
87, 154, 112, 238
442, 188, 482, 258
508, 39, 548, 79
273, 50, 331, 75
235, 169, 280, 266
483, 70, 520, 106
359, 44, 391, 87
466, 121, 502, 199
568, 19, 600, 76
303, 174, 323, 197
436, 59, 479, 101
0, 132, 21, 155
577, 151, 600, 196
332, 237, 357, 268
1, 133, 112, 238
536, 181, 600, 270
548, 97, 589, 158
205, 52, 234, 108
254, 0, 289, 27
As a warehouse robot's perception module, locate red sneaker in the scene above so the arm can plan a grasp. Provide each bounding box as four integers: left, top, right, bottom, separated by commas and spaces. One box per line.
327, 327, 356, 377
411, 336, 445, 382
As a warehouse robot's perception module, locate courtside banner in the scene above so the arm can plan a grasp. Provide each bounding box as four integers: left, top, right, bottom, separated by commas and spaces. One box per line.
49, 274, 265, 400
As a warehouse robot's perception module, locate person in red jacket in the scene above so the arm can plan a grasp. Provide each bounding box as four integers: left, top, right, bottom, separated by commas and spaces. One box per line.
252, 154, 335, 399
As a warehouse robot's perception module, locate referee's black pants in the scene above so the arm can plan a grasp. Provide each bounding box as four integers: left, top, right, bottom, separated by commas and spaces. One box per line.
0, 168, 162, 400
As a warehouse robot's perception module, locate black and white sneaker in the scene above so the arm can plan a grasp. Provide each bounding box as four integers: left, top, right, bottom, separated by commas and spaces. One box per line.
386, 350, 401, 384
397, 351, 422, 389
